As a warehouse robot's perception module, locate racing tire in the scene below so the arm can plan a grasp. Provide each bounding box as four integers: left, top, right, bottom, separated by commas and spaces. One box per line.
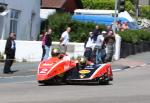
98, 78, 109, 85
38, 76, 64, 85
98, 80, 109, 85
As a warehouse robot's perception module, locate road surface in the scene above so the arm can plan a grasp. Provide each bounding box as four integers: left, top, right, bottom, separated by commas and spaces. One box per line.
0, 64, 150, 103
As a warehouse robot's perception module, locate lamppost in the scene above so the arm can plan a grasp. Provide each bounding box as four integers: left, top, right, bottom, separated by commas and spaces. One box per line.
113, 0, 125, 33
135, 0, 139, 19
113, 0, 119, 33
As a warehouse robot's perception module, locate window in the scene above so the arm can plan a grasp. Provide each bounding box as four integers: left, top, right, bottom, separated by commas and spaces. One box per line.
10, 9, 20, 35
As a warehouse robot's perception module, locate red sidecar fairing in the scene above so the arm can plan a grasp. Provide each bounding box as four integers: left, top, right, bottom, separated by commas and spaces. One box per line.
37, 56, 76, 83
65, 63, 113, 84
37, 55, 113, 85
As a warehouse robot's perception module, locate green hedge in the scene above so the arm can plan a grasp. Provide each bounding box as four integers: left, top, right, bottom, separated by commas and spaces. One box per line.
140, 6, 150, 19
47, 13, 106, 42
117, 30, 150, 44
47, 13, 71, 41
81, 0, 134, 12
82, 0, 115, 10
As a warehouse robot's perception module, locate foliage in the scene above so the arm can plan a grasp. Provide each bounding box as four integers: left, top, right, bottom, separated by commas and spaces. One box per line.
81, 0, 134, 12
140, 6, 150, 19
0, 52, 4, 62
47, 13, 71, 41
128, 0, 135, 5
47, 13, 106, 42
82, 0, 115, 10
117, 30, 150, 44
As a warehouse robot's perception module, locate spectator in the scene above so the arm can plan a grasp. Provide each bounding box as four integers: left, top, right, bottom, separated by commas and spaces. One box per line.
3, 32, 16, 74
101, 31, 107, 62
92, 25, 101, 43
95, 31, 107, 64
43, 28, 52, 60
84, 32, 94, 61
103, 30, 115, 62
41, 30, 46, 61
106, 25, 112, 33
116, 20, 122, 31
59, 27, 71, 54
121, 22, 129, 31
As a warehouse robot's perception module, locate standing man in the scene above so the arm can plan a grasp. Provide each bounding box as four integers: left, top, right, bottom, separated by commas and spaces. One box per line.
103, 30, 115, 62
84, 32, 94, 61
41, 30, 46, 61
59, 27, 71, 54
94, 31, 105, 64
43, 28, 52, 60
3, 32, 16, 74
92, 25, 101, 43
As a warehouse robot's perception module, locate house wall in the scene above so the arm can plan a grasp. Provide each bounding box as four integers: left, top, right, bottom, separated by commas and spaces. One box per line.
0, 16, 4, 37
139, 0, 150, 5
0, 0, 41, 40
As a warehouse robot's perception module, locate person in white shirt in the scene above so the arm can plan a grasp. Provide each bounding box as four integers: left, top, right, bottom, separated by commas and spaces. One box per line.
94, 31, 106, 64
95, 34, 104, 48
60, 27, 71, 54
84, 32, 95, 61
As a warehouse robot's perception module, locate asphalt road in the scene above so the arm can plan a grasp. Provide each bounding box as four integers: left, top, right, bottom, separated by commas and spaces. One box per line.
0, 64, 150, 103
0, 61, 128, 77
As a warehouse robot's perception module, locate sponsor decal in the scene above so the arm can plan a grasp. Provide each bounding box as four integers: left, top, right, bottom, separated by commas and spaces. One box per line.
40, 68, 48, 74
79, 70, 91, 74
85, 67, 94, 69
42, 63, 53, 66
80, 74, 85, 78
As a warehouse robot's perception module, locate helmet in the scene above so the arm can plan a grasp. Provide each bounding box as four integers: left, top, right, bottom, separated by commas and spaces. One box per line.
51, 48, 60, 57
78, 57, 87, 66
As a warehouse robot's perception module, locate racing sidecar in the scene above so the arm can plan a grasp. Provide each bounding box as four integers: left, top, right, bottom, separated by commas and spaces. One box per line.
37, 55, 113, 85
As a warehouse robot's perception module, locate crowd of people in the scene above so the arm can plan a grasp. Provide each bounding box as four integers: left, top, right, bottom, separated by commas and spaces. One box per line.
40, 24, 117, 65
84, 25, 115, 64
3, 21, 128, 74
40, 24, 117, 64
40, 27, 71, 61
84, 21, 130, 64
115, 21, 129, 31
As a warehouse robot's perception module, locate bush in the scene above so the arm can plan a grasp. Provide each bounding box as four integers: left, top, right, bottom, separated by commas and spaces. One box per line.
46, 13, 106, 42
81, 0, 134, 12
82, 0, 115, 10
0, 52, 4, 62
140, 6, 150, 19
47, 13, 71, 41
117, 30, 150, 44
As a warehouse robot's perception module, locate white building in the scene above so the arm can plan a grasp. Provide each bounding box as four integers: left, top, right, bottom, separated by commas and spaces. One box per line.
139, 0, 150, 5
0, 0, 40, 40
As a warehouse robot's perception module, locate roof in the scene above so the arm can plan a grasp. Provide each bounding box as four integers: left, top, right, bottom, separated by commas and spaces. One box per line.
41, 0, 83, 11
41, 0, 66, 8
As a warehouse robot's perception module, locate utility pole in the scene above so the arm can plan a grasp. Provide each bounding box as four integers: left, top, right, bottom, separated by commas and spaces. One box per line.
113, 0, 119, 33
113, 0, 125, 33
135, 0, 139, 19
